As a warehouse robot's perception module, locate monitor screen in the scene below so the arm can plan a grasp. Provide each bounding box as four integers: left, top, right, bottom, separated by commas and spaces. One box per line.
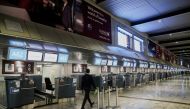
44, 53, 57, 62
124, 61, 131, 67
107, 60, 113, 66
8, 47, 27, 61
133, 62, 137, 67
101, 59, 107, 65
58, 53, 69, 63
27, 51, 43, 61
123, 61, 127, 66
113, 60, 118, 66
94, 58, 101, 65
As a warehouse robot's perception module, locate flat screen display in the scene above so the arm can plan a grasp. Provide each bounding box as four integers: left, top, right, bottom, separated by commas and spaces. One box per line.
124, 61, 131, 67
113, 60, 118, 66
107, 60, 113, 66
27, 51, 43, 61
8, 47, 27, 61
58, 53, 69, 63
101, 59, 107, 65
44, 53, 57, 62
94, 58, 101, 65
123, 61, 127, 66
133, 62, 137, 67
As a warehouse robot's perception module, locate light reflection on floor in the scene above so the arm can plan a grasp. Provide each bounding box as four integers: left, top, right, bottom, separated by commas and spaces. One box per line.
36, 76, 190, 109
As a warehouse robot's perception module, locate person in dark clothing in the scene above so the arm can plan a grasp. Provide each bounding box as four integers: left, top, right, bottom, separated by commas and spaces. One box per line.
81, 68, 96, 109
61, 0, 73, 32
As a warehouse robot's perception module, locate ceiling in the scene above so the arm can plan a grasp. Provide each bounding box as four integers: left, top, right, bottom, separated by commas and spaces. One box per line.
98, 0, 190, 59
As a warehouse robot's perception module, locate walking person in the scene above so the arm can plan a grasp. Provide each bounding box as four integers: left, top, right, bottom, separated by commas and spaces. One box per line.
81, 68, 96, 109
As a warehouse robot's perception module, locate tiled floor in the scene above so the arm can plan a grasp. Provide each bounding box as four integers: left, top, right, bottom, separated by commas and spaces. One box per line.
36, 76, 190, 109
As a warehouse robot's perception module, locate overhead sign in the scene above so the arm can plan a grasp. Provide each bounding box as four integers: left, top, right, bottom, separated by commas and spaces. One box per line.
148, 40, 156, 57
3, 0, 112, 43
8, 47, 27, 61
44, 53, 57, 62
27, 51, 43, 61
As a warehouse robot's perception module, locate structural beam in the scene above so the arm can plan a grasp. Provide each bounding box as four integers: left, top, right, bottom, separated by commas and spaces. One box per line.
174, 52, 190, 54
131, 7, 190, 26
166, 44, 190, 48
149, 27, 190, 37
159, 37, 190, 44
170, 48, 190, 52
173, 50, 190, 53
96, 0, 106, 3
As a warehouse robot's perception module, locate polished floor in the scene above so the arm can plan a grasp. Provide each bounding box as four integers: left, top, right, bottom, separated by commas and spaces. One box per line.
37, 76, 190, 109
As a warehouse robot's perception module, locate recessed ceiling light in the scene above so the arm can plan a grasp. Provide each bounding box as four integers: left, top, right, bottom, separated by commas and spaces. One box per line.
175, 42, 178, 43
158, 19, 162, 23
169, 34, 172, 36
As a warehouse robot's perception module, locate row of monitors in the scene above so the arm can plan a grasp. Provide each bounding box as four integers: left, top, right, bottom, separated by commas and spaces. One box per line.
8, 47, 69, 63
94, 57, 137, 67
94, 58, 118, 66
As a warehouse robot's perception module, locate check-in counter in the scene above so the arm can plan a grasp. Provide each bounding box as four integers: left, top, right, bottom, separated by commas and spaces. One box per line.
72, 74, 84, 90
0, 76, 35, 109
131, 73, 137, 87
116, 74, 125, 88
135, 73, 141, 85
55, 77, 76, 99
143, 73, 149, 84
124, 73, 132, 88
149, 72, 156, 81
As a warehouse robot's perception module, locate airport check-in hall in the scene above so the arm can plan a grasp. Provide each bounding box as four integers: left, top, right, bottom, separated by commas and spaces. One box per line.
0, 0, 190, 109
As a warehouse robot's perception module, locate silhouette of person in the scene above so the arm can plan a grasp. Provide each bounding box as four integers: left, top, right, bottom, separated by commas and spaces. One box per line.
61, 0, 73, 32
81, 68, 96, 109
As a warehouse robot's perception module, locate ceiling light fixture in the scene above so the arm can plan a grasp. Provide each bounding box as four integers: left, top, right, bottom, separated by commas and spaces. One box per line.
175, 42, 178, 44
158, 19, 162, 23
169, 34, 172, 36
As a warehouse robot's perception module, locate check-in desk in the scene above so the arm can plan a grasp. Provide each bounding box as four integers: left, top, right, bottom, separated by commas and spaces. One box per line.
72, 74, 84, 90
116, 74, 125, 88
135, 73, 143, 86
124, 73, 132, 88
130, 73, 137, 87
143, 73, 149, 84
55, 77, 76, 99
0, 76, 35, 109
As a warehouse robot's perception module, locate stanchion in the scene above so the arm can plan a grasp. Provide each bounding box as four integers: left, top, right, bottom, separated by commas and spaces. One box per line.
97, 87, 100, 109
113, 86, 120, 109
106, 86, 112, 109
102, 86, 105, 109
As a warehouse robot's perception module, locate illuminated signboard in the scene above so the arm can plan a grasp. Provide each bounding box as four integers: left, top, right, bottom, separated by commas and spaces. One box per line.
9, 40, 26, 47
27, 51, 43, 61
57, 47, 68, 53
43, 44, 57, 51
57, 53, 69, 63
28, 43, 43, 50
8, 47, 27, 60
44, 53, 57, 62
